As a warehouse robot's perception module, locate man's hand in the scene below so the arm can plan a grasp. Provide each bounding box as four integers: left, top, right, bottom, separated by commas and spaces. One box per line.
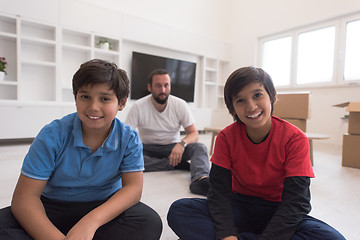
168, 143, 185, 166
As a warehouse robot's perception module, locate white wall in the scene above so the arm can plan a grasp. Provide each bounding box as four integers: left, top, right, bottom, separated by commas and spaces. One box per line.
0, 0, 230, 139
76, 0, 234, 44
227, 0, 360, 147
228, 0, 360, 67
1, 0, 359, 146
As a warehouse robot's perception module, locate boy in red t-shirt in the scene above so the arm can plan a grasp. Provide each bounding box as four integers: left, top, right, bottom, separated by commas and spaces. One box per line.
167, 67, 345, 240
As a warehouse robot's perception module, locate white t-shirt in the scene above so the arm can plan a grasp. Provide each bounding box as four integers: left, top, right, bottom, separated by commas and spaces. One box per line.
125, 95, 195, 144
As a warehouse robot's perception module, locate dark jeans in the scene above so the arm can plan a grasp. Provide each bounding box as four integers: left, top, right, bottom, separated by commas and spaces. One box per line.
0, 196, 162, 240
167, 197, 346, 240
143, 142, 210, 182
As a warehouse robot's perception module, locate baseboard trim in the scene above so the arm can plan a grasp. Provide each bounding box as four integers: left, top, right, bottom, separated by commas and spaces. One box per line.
0, 138, 34, 145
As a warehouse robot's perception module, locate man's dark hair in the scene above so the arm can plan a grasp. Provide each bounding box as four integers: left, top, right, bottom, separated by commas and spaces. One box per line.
147, 68, 170, 86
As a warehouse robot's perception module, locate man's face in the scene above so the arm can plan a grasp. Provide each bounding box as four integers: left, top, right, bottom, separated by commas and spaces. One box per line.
148, 74, 171, 104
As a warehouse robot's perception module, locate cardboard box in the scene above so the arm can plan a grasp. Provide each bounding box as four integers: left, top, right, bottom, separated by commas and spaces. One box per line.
282, 118, 307, 132
273, 92, 310, 119
333, 102, 360, 135
342, 134, 360, 168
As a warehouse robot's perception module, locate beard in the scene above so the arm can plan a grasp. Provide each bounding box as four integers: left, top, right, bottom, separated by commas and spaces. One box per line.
153, 93, 169, 104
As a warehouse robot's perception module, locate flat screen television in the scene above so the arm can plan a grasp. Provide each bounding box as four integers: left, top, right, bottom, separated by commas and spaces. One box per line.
131, 51, 196, 102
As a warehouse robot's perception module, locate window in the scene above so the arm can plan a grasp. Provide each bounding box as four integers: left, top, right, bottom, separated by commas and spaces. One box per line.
296, 26, 335, 84
344, 19, 360, 81
259, 12, 360, 88
261, 37, 291, 86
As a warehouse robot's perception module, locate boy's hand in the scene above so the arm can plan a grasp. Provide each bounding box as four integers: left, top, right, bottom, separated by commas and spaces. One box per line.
64, 217, 98, 240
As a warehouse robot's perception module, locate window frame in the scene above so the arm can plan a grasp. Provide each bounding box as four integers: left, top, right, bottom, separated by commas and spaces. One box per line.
258, 12, 360, 89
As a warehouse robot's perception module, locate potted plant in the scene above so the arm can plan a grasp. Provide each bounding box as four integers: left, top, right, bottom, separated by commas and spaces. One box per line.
97, 40, 111, 50
0, 57, 7, 81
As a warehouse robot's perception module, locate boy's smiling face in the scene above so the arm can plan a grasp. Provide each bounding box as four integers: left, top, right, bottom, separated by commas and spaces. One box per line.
232, 82, 273, 142
76, 83, 125, 135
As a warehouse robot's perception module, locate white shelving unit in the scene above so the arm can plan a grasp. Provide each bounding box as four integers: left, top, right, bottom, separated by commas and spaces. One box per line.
202, 57, 230, 109
0, 12, 230, 139
0, 15, 17, 100
0, 14, 121, 104
61, 28, 92, 102
19, 19, 57, 102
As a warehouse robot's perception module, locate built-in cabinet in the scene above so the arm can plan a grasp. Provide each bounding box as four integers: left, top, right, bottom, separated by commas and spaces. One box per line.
0, 15, 17, 100
202, 57, 230, 109
0, 14, 120, 104
1, 13, 230, 109
0, 12, 230, 139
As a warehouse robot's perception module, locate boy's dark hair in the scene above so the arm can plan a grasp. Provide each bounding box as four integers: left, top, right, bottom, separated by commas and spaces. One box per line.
147, 68, 170, 86
224, 66, 277, 122
72, 59, 130, 106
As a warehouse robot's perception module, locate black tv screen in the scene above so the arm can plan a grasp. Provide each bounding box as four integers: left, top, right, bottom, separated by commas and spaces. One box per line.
131, 52, 196, 102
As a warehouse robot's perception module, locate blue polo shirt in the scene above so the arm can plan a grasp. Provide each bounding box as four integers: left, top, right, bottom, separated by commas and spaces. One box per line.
21, 113, 144, 202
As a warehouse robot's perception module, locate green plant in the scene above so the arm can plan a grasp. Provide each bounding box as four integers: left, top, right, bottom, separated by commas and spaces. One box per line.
97, 40, 112, 50
0, 57, 7, 74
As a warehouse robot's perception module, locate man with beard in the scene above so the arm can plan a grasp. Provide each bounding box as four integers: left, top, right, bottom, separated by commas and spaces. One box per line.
125, 68, 210, 196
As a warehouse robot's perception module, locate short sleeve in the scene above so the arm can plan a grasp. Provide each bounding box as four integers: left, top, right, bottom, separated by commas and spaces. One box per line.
210, 131, 232, 170
178, 99, 195, 129
119, 129, 144, 173
284, 134, 314, 178
21, 124, 60, 180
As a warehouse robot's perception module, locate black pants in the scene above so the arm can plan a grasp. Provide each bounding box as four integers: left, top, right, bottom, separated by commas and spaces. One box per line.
168, 197, 346, 240
0, 196, 162, 240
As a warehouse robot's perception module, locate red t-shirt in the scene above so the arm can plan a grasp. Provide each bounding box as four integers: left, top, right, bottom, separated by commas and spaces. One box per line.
211, 116, 315, 202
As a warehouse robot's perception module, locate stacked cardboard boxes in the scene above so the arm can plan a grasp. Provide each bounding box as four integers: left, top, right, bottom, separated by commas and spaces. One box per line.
273, 92, 310, 132
333, 102, 360, 169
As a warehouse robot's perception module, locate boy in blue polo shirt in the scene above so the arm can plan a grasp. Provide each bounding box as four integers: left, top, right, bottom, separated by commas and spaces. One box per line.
0, 59, 162, 240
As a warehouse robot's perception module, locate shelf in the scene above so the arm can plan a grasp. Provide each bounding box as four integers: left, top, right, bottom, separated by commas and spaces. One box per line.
21, 20, 56, 41
0, 14, 123, 104
0, 15, 16, 34
218, 61, 230, 85
0, 80, 17, 86
94, 52, 120, 65
62, 88, 75, 103
21, 41, 56, 63
203, 84, 218, 108
217, 98, 225, 109
62, 43, 91, 52
0, 32, 17, 40
205, 70, 217, 83
21, 36, 56, 46
204, 81, 217, 86
218, 85, 224, 95
21, 60, 56, 67
94, 36, 119, 51
61, 48, 92, 89
19, 64, 56, 102
0, 84, 17, 100
205, 57, 218, 70
62, 29, 91, 48
202, 56, 230, 110
94, 48, 120, 56
205, 67, 217, 72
